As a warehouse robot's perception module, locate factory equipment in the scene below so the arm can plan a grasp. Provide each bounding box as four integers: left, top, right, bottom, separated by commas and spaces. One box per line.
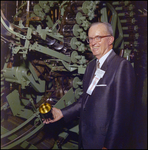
1, 1, 140, 149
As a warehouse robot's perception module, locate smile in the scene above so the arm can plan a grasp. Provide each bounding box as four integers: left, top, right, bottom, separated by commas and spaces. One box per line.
92, 47, 100, 51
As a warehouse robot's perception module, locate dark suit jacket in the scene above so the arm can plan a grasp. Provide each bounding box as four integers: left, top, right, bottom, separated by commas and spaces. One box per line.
62, 50, 136, 149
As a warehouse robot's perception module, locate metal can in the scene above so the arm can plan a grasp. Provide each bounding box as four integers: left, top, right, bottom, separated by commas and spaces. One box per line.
39, 103, 53, 119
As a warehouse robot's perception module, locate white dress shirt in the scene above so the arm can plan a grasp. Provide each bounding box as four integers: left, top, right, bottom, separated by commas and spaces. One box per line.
86, 49, 113, 95
96, 49, 113, 68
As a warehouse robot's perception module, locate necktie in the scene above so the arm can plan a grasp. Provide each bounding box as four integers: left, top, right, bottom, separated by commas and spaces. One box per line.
97, 61, 100, 69
95, 61, 100, 74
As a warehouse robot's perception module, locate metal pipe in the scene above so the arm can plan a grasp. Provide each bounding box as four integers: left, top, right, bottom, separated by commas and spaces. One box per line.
1, 122, 44, 149
16, 1, 18, 14
1, 111, 40, 139
26, 1, 30, 27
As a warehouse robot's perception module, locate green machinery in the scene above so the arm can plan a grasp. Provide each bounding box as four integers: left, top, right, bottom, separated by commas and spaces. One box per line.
1, 1, 139, 149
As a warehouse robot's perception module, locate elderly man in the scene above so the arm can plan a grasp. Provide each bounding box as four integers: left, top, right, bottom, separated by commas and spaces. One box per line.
43, 22, 136, 149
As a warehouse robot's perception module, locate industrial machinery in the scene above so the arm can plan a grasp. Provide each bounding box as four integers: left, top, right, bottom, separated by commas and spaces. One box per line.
1, 1, 141, 149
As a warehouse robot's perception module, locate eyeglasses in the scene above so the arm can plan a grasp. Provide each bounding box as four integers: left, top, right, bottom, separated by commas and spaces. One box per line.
86, 35, 112, 43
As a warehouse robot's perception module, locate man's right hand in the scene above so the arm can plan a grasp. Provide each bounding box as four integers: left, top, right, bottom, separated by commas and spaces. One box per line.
42, 107, 64, 124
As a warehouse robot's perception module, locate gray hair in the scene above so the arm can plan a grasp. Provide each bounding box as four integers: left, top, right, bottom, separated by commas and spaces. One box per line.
89, 22, 114, 36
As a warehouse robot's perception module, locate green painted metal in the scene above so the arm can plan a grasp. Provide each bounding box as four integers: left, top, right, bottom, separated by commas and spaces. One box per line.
2, 61, 45, 92
73, 77, 82, 89
33, 4, 45, 20
114, 17, 124, 49
106, 2, 118, 38
46, 15, 54, 28
82, 1, 91, 14
75, 88, 83, 99
1, 17, 26, 39
1, 1, 139, 149
1, 123, 44, 149
100, 3, 108, 22
6, 90, 28, 117
54, 88, 76, 109
76, 12, 85, 25
1, 127, 36, 149
1, 111, 40, 139
29, 42, 71, 63
20, 141, 38, 149
71, 51, 79, 63
70, 37, 78, 49
73, 24, 82, 37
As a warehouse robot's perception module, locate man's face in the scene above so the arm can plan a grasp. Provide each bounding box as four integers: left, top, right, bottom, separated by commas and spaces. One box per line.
88, 24, 114, 59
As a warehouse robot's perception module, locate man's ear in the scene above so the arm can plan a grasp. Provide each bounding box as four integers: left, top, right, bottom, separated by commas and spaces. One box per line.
109, 36, 114, 45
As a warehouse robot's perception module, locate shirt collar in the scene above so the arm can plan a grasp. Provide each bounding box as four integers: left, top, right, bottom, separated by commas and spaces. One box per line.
96, 49, 113, 68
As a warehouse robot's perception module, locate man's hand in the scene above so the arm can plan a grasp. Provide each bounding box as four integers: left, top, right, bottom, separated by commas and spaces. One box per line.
102, 147, 107, 149
42, 107, 63, 124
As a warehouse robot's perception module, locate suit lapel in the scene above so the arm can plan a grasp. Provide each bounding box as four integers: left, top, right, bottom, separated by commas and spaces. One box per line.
83, 50, 117, 108
88, 59, 97, 87
101, 50, 116, 71
86, 50, 117, 91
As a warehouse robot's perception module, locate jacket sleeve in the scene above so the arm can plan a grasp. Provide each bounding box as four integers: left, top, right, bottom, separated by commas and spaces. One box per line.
61, 63, 90, 123
61, 95, 82, 123
104, 59, 136, 149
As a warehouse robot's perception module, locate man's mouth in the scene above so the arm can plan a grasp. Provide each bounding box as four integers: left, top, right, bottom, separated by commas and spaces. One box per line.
92, 47, 99, 51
